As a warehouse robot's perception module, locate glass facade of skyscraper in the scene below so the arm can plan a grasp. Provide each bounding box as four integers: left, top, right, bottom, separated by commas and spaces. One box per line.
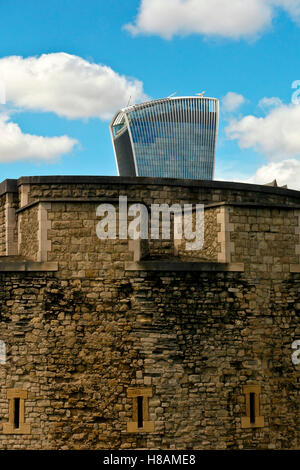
110, 96, 219, 180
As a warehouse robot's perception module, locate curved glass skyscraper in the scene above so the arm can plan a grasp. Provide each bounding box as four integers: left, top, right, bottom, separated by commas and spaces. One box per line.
109, 96, 219, 180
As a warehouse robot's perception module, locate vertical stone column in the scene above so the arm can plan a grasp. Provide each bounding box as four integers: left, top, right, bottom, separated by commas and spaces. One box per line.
294, 209, 300, 264
17, 185, 31, 256
5, 193, 17, 255
19, 184, 30, 207
37, 202, 52, 262
217, 205, 234, 263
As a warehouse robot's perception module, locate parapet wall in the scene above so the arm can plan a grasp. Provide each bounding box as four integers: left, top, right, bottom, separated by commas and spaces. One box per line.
2, 175, 300, 271
0, 176, 299, 450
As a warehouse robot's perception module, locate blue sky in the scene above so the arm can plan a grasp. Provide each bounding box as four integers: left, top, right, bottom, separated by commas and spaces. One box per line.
1, 0, 300, 188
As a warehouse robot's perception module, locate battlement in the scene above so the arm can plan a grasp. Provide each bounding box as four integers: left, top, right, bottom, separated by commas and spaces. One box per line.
0, 176, 299, 450
1, 176, 300, 278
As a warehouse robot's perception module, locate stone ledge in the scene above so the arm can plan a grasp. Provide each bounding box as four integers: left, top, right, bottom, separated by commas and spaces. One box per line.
125, 261, 244, 272
13, 175, 300, 198
0, 261, 58, 272
2, 423, 31, 435
205, 201, 300, 210
0, 179, 18, 196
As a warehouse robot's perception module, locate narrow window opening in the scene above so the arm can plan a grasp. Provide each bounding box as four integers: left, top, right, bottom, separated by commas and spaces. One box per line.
127, 387, 154, 433
249, 392, 255, 424
137, 396, 143, 428
242, 385, 264, 429
14, 398, 20, 429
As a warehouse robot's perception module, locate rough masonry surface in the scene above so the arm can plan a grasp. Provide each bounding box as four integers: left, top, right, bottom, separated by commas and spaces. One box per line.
0, 176, 299, 449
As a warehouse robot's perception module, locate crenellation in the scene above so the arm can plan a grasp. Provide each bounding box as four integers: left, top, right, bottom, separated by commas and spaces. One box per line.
0, 177, 299, 449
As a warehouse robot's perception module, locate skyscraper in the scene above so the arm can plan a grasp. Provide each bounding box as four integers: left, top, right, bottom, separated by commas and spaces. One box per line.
109, 96, 219, 180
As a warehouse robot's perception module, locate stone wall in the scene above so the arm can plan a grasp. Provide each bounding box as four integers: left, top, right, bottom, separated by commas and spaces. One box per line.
18, 205, 39, 261
175, 206, 220, 261
17, 176, 300, 207
47, 201, 133, 279
0, 194, 6, 256
0, 270, 298, 449
128, 270, 299, 450
0, 176, 299, 450
229, 205, 300, 276
0, 182, 19, 256
10, 192, 19, 256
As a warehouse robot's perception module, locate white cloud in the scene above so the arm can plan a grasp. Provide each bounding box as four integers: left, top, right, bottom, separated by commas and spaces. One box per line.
258, 96, 283, 110
272, 0, 300, 22
0, 77, 5, 105
125, 0, 300, 40
0, 53, 147, 120
0, 113, 77, 163
246, 159, 300, 189
225, 102, 300, 160
222, 92, 246, 112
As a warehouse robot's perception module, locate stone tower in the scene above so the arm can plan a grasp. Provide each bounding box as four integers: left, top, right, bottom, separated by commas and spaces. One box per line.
0, 176, 299, 449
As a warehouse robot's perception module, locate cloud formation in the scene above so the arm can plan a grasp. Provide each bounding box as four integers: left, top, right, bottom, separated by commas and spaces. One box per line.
225, 102, 300, 160
273, 0, 300, 23
0, 77, 5, 105
246, 159, 300, 189
125, 0, 300, 40
222, 92, 246, 112
0, 113, 77, 162
258, 96, 283, 111
0, 53, 147, 120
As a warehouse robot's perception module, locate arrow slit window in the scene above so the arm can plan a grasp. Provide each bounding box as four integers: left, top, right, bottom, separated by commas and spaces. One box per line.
127, 387, 154, 433
241, 385, 264, 429
3, 389, 31, 434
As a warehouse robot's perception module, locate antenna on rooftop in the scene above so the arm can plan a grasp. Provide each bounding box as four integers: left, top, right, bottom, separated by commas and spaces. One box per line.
168, 91, 177, 98
196, 91, 206, 97
126, 95, 132, 107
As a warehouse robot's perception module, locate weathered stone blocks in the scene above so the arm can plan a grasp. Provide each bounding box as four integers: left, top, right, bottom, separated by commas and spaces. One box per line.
0, 177, 299, 449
